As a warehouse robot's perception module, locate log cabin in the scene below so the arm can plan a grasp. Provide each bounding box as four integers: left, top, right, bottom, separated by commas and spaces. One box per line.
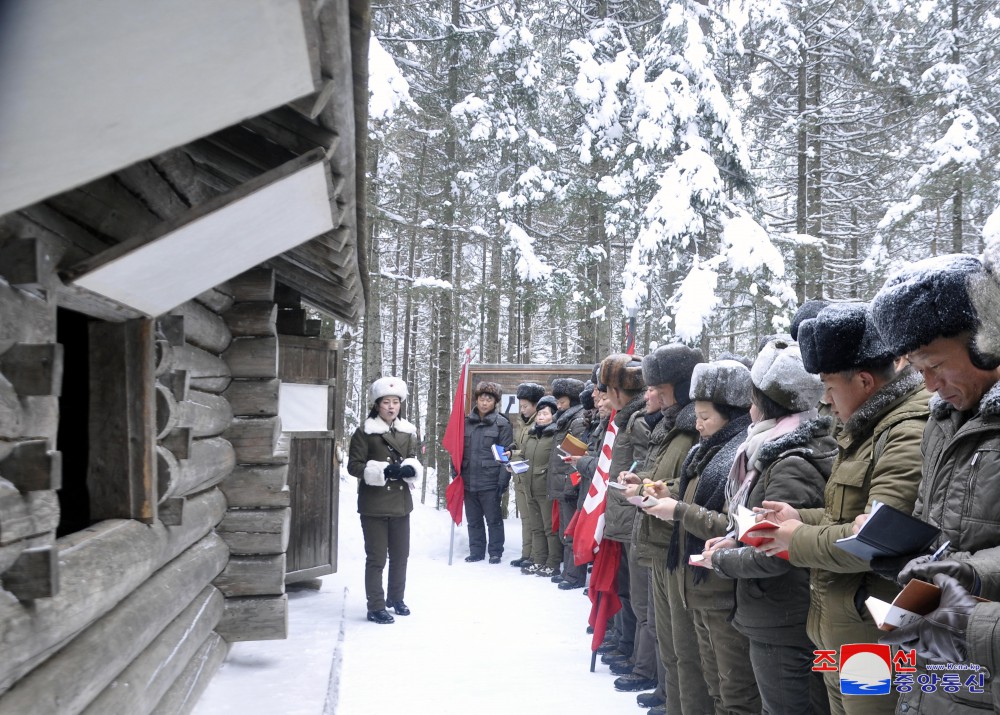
0, 1, 369, 712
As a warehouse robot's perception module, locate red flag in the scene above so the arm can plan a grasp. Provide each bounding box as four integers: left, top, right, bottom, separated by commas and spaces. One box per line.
551, 500, 560, 534
571, 416, 617, 566
588, 539, 622, 650
442, 349, 471, 525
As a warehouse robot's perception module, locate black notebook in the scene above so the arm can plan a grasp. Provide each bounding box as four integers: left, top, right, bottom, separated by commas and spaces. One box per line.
834, 501, 940, 561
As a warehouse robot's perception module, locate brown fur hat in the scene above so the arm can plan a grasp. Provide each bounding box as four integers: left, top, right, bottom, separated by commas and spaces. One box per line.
473, 381, 503, 403
600, 353, 645, 393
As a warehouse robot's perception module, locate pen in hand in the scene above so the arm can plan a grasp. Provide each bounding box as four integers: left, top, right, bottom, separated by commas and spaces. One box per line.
930, 540, 950, 562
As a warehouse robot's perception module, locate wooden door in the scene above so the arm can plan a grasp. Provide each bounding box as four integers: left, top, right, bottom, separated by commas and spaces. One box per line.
278, 335, 342, 583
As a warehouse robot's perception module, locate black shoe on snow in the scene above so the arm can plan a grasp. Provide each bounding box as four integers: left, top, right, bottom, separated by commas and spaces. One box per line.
596, 640, 620, 655
367, 609, 395, 624
636, 692, 666, 709
521, 563, 541, 574
647, 706, 667, 715
465, 555, 484, 562
387, 600, 410, 616
601, 650, 629, 665
614, 674, 657, 692
609, 660, 634, 675
551, 574, 565, 583
488, 556, 501, 564
558, 580, 584, 590
510, 557, 530, 567
536, 565, 557, 577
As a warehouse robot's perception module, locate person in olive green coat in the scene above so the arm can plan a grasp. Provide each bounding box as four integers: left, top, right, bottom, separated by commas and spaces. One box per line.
510, 382, 545, 567
522, 396, 560, 572
347, 377, 422, 625
754, 304, 929, 715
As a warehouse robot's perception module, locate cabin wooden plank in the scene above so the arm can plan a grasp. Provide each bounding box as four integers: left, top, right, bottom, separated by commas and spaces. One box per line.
213, 554, 286, 597
157, 388, 233, 440
223, 417, 280, 464
18, 396, 59, 443
220, 465, 290, 508
149, 149, 218, 207
81, 586, 224, 715
0, 280, 57, 350
87, 319, 156, 523
195, 284, 235, 315
0, 237, 57, 291
149, 632, 229, 715
0, 344, 63, 397
66, 151, 334, 318
229, 268, 276, 303
0, 534, 228, 712
223, 378, 280, 417
223, 302, 278, 338
223, 337, 279, 379
0, 0, 319, 215
0, 489, 59, 546
0, 376, 25, 442
116, 161, 192, 219
12, 206, 110, 266
243, 106, 340, 159
215, 594, 288, 642
159, 344, 231, 385
0, 440, 61, 492
169, 302, 232, 355
158, 436, 236, 501
0, 546, 58, 601
216, 507, 290, 555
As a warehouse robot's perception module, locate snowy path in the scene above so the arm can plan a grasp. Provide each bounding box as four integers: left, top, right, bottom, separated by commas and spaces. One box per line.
195, 475, 634, 715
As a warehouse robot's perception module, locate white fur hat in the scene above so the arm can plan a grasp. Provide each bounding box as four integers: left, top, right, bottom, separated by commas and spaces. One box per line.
369, 376, 408, 403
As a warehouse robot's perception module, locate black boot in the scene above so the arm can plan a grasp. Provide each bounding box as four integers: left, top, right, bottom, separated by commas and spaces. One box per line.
510, 556, 530, 567
387, 600, 410, 616
367, 609, 395, 624
465, 555, 484, 562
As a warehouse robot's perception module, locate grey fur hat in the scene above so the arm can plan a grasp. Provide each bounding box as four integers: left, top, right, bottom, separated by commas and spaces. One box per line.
751, 338, 823, 412
535, 395, 558, 415
551, 377, 585, 403
870, 254, 984, 355
973, 238, 1000, 359
580, 381, 596, 410
690, 360, 752, 409
591, 363, 607, 391
642, 344, 704, 407
790, 299, 830, 341
797, 303, 895, 374
516, 382, 546, 403
600, 353, 645, 393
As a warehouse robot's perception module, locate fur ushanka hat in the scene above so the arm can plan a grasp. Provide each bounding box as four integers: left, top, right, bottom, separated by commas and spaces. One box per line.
535, 395, 559, 416
600, 353, 645, 393
642, 344, 705, 407
580, 381, 596, 410
751, 339, 823, 412
973, 237, 1000, 360
473, 381, 503, 403
797, 303, 895, 374
591, 363, 607, 391
369, 376, 408, 403
516, 382, 546, 404
690, 360, 752, 409
870, 254, 985, 357
790, 299, 830, 341
551, 377, 586, 404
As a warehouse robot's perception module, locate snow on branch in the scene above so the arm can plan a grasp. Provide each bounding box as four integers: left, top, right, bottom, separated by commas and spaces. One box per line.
369, 35, 418, 121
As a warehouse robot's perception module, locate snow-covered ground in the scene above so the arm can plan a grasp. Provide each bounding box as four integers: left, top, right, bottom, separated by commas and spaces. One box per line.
194, 474, 635, 715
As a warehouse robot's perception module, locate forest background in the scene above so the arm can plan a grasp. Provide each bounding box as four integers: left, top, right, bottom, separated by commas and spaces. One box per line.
323, 0, 1000, 505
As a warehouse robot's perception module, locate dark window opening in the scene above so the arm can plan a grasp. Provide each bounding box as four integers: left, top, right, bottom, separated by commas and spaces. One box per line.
55, 307, 90, 536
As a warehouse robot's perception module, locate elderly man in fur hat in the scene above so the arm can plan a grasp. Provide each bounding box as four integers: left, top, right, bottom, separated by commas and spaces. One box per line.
861, 254, 1000, 715
754, 303, 929, 715
459, 381, 515, 564
509, 383, 546, 568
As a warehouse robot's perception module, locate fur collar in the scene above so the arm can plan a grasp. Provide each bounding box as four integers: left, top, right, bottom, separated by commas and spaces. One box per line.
930, 377, 1000, 420
364, 416, 417, 435
754, 415, 835, 472
614, 393, 646, 429
556, 403, 583, 430
649, 402, 697, 446
843, 367, 923, 439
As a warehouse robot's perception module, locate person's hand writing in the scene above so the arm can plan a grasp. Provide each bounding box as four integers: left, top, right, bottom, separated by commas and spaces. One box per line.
644, 481, 670, 499
643, 496, 678, 521
756, 501, 799, 523
703, 537, 738, 564
623, 483, 642, 498
619, 472, 641, 485
753, 519, 802, 556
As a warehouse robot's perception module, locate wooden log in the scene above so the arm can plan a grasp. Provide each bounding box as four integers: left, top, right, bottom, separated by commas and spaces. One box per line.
0, 535, 228, 714
0, 440, 61, 491
18, 396, 58, 442
149, 632, 229, 715
157, 387, 233, 440
216, 507, 290, 555
81, 586, 224, 715
0, 488, 225, 696
222, 302, 277, 338
168, 302, 231, 354
158, 436, 236, 501
222, 337, 278, 379
228, 267, 274, 303
161, 344, 231, 386
0, 276, 57, 352
0, 344, 63, 397
0, 374, 25, 441
161, 428, 192, 460
160, 369, 191, 402
213, 553, 286, 597
195, 284, 234, 314
223, 417, 279, 463
155, 315, 185, 347
0, 483, 59, 546
1, 237, 56, 291
223, 378, 279, 417
158, 496, 185, 527
220, 464, 289, 508
88, 320, 155, 523
215, 594, 288, 642
0, 546, 57, 601
0, 539, 24, 576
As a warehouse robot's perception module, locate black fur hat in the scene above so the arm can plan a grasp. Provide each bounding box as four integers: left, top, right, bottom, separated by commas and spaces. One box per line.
797, 303, 895, 374
535, 395, 559, 415
473, 381, 503, 403
790, 299, 830, 341
591, 363, 607, 391
642, 344, 704, 406
600, 353, 645, 393
516, 382, 546, 404
580, 381, 596, 410
551, 377, 585, 404
871, 254, 987, 358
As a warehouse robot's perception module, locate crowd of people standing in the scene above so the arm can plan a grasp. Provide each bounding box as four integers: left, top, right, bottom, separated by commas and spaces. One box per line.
349, 238, 1000, 715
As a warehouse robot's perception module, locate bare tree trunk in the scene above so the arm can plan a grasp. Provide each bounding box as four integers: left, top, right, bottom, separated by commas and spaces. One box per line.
485, 238, 502, 361
794, 36, 808, 305
362, 145, 383, 389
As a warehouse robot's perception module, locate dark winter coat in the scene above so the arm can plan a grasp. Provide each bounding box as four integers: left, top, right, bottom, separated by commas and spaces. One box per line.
348, 417, 421, 518
603, 394, 648, 543
897, 378, 1000, 714
522, 419, 557, 500
711, 416, 836, 645
460, 408, 514, 492
546, 404, 587, 500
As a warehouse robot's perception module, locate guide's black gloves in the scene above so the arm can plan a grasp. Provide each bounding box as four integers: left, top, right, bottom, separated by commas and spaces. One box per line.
384, 463, 402, 480
880, 574, 977, 663
398, 464, 416, 480
869, 553, 916, 583
898, 555, 980, 594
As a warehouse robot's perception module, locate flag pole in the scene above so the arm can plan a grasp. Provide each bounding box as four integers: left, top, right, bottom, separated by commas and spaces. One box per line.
448, 521, 455, 566
590, 590, 602, 673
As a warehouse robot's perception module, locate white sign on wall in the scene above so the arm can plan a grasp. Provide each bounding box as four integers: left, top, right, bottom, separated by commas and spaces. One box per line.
278, 383, 329, 432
